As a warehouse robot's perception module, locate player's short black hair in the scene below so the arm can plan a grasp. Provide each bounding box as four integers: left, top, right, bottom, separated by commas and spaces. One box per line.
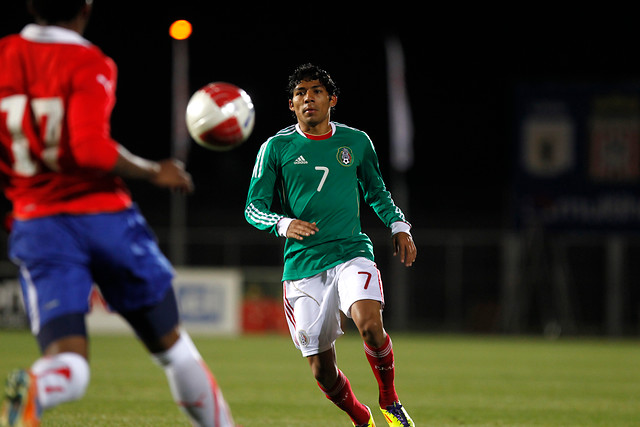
287, 63, 340, 100
27, 0, 91, 24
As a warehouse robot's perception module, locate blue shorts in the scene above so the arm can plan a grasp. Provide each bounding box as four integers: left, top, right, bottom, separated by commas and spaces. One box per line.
9, 206, 174, 336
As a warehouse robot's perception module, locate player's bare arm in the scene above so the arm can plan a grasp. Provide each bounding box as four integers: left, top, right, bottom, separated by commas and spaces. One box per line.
393, 232, 417, 267
113, 146, 194, 193
286, 220, 319, 241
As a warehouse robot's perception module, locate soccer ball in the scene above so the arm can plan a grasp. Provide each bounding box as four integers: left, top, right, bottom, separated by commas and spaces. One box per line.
185, 82, 255, 151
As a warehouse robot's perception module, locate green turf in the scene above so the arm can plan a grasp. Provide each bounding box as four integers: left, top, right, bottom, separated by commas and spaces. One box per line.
0, 330, 638, 426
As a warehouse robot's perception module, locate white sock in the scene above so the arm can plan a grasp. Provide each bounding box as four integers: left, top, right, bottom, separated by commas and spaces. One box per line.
152, 331, 234, 427
30, 352, 90, 410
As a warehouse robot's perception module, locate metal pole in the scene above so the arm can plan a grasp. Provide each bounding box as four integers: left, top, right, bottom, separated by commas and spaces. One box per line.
170, 36, 190, 266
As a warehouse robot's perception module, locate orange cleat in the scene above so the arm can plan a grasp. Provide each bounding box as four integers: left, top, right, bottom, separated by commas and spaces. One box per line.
0, 370, 41, 427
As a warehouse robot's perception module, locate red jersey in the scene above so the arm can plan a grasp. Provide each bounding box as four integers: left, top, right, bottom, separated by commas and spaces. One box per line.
0, 24, 131, 220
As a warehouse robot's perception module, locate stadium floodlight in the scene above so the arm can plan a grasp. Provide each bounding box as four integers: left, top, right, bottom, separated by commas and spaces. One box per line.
169, 19, 192, 40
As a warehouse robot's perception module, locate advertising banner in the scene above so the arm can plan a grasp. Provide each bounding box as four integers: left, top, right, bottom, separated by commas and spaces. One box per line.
513, 83, 640, 231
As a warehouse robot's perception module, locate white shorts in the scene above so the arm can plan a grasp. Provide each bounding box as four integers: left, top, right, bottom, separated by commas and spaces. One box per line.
283, 257, 384, 357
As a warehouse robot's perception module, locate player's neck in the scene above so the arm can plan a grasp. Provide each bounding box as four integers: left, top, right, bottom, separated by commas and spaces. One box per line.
298, 121, 332, 137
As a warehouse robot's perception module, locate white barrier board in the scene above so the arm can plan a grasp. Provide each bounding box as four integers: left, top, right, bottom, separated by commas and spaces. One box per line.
87, 268, 242, 335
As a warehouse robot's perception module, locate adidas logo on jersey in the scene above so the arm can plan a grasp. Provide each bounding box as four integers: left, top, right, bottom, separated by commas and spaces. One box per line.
294, 156, 308, 164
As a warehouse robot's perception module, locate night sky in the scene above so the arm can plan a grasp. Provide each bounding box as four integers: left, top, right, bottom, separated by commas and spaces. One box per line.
2, 2, 639, 230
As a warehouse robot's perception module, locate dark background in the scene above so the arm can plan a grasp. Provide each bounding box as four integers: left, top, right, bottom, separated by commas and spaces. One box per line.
3, 2, 640, 334
4, 2, 638, 231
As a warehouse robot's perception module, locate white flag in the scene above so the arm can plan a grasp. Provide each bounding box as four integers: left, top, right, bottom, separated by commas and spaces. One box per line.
385, 36, 414, 172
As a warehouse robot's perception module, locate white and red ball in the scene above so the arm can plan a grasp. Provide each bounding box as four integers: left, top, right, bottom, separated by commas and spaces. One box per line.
185, 82, 255, 151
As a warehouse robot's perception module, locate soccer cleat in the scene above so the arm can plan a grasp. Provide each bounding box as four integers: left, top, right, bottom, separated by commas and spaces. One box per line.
380, 401, 414, 427
0, 370, 41, 427
353, 405, 376, 427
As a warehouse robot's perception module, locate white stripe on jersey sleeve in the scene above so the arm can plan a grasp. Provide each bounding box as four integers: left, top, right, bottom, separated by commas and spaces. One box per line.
245, 202, 283, 226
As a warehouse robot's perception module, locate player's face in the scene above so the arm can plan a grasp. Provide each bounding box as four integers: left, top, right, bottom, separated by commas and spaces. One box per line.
289, 79, 337, 133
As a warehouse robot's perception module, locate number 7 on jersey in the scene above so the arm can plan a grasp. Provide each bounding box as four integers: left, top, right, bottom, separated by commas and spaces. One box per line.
314, 166, 328, 192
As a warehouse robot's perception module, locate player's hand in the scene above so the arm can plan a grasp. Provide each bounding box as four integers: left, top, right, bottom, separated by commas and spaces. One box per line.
392, 232, 416, 267
151, 159, 194, 194
286, 220, 319, 241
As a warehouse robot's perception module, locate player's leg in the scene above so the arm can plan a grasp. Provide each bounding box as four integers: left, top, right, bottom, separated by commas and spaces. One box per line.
92, 207, 234, 427
151, 328, 234, 427
308, 347, 374, 426
350, 300, 395, 402
284, 271, 372, 426
2, 218, 94, 427
33, 323, 91, 407
1, 322, 92, 427
340, 258, 414, 427
120, 289, 234, 427
351, 301, 414, 427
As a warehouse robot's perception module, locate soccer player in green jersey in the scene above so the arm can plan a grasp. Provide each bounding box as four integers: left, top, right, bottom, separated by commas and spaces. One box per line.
245, 63, 417, 427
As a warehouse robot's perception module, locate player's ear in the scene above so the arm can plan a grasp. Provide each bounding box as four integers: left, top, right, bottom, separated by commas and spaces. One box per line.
288, 99, 295, 111
330, 95, 337, 107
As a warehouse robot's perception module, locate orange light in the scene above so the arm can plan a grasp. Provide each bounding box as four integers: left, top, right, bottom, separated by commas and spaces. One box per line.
169, 20, 192, 40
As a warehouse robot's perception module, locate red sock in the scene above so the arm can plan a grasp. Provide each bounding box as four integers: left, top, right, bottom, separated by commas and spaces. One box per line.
364, 334, 399, 408
318, 370, 370, 425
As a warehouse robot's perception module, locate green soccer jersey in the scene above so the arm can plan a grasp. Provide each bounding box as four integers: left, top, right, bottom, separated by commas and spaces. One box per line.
245, 122, 409, 281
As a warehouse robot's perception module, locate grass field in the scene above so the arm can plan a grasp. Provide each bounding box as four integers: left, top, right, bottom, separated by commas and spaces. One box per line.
1, 330, 638, 426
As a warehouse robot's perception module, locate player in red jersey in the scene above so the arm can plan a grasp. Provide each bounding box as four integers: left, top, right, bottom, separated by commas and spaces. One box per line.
0, 1, 235, 426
